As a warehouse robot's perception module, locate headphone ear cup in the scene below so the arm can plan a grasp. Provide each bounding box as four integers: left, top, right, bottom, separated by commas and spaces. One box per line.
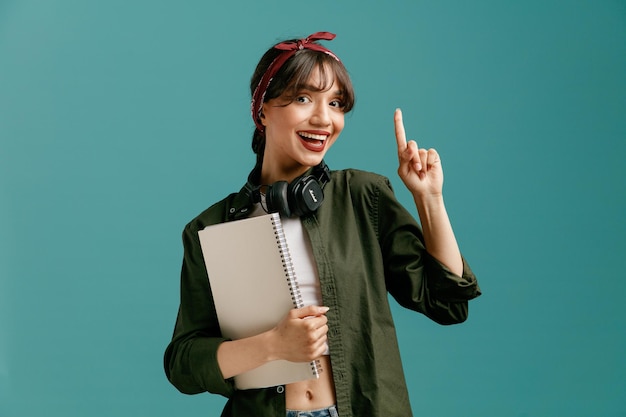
266, 181, 291, 217
288, 176, 324, 217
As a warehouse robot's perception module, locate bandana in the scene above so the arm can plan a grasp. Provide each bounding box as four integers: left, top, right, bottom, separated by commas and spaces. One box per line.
250, 32, 341, 133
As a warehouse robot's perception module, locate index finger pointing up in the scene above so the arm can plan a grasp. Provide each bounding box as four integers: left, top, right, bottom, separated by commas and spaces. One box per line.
394, 108, 407, 154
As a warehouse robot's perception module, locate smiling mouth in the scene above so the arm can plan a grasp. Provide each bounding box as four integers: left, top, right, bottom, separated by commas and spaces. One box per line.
298, 131, 328, 144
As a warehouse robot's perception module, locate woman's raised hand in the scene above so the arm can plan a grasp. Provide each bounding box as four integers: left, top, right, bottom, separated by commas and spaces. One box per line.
394, 108, 444, 198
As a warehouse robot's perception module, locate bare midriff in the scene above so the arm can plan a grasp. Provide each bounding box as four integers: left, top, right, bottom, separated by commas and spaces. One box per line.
285, 356, 336, 410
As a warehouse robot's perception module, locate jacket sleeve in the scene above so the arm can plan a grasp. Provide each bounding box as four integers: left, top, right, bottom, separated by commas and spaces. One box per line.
163, 221, 236, 397
376, 177, 481, 325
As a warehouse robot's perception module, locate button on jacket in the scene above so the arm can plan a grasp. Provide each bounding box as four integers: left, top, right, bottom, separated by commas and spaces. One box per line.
164, 169, 481, 417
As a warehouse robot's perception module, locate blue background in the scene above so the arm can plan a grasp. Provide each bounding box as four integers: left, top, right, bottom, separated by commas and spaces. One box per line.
1, 1, 625, 416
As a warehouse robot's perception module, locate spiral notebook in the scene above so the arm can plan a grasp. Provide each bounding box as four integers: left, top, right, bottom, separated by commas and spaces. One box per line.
197, 212, 321, 389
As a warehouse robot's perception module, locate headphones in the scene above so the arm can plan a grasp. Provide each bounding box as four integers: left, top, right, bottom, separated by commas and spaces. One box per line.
244, 161, 331, 218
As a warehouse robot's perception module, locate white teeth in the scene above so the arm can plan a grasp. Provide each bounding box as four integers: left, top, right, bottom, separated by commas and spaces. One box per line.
298, 132, 327, 141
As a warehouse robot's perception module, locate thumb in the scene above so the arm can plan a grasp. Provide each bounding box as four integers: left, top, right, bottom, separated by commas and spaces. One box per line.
292, 305, 329, 318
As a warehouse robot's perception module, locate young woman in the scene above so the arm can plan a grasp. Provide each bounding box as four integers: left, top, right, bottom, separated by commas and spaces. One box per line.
164, 32, 481, 417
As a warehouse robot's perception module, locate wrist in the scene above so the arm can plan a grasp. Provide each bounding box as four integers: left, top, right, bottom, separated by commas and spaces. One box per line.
413, 192, 444, 213
263, 328, 281, 362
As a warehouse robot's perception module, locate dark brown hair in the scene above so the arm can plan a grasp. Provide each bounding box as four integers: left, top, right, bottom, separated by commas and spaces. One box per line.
250, 41, 355, 162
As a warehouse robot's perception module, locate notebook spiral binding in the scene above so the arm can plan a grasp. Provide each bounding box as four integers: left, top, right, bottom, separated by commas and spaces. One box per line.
271, 213, 304, 308
270, 213, 321, 379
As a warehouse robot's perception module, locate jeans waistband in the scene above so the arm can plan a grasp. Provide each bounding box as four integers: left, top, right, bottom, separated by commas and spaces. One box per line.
286, 404, 339, 417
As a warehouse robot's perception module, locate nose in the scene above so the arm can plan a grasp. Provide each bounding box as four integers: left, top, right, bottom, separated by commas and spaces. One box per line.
310, 102, 331, 127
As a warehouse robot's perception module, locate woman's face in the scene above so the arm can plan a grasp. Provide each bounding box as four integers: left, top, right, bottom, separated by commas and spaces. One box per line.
260, 67, 345, 182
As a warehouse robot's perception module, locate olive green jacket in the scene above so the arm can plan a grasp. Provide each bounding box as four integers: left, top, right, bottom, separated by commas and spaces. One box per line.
164, 169, 481, 417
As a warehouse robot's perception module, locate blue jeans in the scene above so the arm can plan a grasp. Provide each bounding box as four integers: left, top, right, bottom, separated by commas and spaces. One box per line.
286, 405, 339, 417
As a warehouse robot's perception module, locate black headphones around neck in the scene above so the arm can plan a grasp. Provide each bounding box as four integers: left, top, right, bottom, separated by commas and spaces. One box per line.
243, 161, 331, 218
